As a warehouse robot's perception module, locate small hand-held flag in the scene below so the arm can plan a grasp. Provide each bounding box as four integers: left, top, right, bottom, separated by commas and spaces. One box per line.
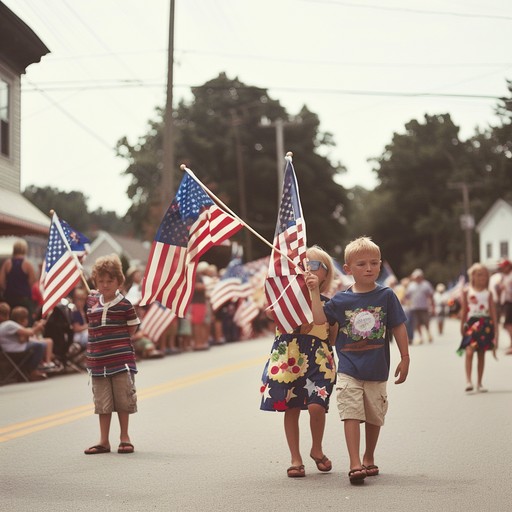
265, 156, 312, 332
140, 171, 243, 317
40, 212, 90, 317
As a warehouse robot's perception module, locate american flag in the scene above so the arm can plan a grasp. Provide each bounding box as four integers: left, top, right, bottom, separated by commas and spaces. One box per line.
265, 158, 312, 332
40, 213, 88, 317
210, 257, 253, 311
140, 172, 243, 317
140, 302, 176, 343
233, 297, 260, 339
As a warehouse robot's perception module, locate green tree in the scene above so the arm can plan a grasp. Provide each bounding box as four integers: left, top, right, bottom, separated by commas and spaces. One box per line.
23, 185, 128, 235
368, 114, 470, 282
117, 73, 349, 260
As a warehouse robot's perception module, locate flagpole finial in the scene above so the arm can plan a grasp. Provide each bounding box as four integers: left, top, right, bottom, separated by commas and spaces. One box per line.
49, 209, 55, 215
285, 151, 293, 162
180, 164, 187, 171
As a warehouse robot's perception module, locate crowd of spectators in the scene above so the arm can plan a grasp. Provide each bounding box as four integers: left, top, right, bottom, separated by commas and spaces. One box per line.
0, 243, 275, 385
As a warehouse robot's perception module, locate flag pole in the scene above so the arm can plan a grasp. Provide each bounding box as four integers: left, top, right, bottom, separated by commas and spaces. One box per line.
180, 158, 303, 273
49, 210, 91, 293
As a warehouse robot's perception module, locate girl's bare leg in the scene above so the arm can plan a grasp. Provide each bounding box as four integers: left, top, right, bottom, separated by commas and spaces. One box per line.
476, 350, 486, 390
465, 346, 474, 389
284, 408, 302, 467
308, 403, 330, 469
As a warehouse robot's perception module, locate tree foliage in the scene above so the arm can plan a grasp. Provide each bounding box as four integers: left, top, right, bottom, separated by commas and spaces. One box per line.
117, 72, 350, 260
23, 185, 129, 236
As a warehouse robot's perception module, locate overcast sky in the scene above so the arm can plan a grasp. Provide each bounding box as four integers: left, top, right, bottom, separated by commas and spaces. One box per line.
5, 0, 512, 215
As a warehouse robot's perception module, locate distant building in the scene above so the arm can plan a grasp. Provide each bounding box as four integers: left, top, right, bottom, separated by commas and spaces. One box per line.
476, 198, 512, 267
0, 1, 50, 236
83, 231, 151, 276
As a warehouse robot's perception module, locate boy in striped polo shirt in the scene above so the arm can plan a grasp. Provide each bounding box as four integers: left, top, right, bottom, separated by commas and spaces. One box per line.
84, 254, 140, 455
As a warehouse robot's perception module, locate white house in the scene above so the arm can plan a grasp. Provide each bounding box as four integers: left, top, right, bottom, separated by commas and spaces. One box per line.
0, 1, 50, 237
476, 198, 512, 266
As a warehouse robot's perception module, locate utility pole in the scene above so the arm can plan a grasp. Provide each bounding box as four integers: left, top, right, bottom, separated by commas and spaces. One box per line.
231, 109, 252, 260
449, 181, 474, 270
161, 0, 175, 216
259, 117, 297, 209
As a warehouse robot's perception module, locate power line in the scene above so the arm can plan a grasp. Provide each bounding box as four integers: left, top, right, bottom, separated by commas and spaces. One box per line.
43, 47, 512, 69
301, 0, 512, 21
20, 80, 507, 101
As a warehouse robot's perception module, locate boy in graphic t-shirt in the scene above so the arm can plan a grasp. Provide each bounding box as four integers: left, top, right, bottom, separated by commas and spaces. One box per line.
306, 236, 410, 485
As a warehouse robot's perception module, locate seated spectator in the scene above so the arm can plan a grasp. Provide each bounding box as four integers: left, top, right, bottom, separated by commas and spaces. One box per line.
0, 302, 47, 381
11, 306, 57, 371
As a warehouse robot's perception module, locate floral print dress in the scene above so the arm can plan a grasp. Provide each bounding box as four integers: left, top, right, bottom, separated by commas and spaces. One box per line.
457, 287, 495, 354
260, 321, 336, 412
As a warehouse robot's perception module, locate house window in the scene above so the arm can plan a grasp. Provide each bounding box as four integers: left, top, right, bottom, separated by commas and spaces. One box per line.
500, 241, 509, 258
0, 79, 9, 157
486, 243, 492, 259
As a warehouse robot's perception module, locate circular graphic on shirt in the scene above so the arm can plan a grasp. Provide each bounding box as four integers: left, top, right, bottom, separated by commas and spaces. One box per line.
353, 310, 376, 333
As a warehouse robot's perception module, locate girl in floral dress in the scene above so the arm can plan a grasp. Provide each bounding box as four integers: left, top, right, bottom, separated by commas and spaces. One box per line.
260, 246, 337, 478
458, 263, 498, 393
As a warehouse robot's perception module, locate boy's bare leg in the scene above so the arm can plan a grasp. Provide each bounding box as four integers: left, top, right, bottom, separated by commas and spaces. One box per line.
284, 408, 302, 467
344, 419, 363, 470
98, 413, 112, 448
117, 411, 131, 444
362, 422, 381, 467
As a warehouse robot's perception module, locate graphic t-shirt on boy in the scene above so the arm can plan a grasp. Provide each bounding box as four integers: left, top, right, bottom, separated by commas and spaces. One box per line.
323, 285, 406, 381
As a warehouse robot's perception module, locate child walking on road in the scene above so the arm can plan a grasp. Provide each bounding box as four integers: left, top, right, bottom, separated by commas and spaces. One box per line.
306, 237, 410, 485
457, 263, 498, 393
260, 246, 337, 478
84, 254, 140, 455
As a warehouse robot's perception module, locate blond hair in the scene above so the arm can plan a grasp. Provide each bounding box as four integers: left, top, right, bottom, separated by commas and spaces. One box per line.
12, 239, 28, 256
344, 236, 381, 265
467, 263, 490, 288
307, 245, 334, 294
91, 254, 125, 286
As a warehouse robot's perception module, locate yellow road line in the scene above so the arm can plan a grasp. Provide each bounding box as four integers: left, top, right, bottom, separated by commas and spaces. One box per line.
0, 355, 266, 443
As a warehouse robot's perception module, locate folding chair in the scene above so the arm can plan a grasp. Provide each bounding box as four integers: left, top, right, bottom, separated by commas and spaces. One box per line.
0, 346, 32, 385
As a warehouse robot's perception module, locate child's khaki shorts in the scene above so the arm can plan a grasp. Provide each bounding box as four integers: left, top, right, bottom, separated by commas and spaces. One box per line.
336, 373, 388, 426
92, 372, 137, 414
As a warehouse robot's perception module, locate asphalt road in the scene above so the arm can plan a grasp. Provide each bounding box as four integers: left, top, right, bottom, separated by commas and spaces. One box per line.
1, 317, 511, 512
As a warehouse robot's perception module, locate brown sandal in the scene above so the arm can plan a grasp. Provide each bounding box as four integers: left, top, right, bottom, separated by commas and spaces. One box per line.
287, 465, 305, 478
117, 442, 135, 454
84, 445, 110, 455
348, 467, 367, 484
362, 464, 379, 476
310, 453, 332, 472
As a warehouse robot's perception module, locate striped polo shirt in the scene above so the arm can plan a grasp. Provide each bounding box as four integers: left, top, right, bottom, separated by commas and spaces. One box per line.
85, 291, 140, 377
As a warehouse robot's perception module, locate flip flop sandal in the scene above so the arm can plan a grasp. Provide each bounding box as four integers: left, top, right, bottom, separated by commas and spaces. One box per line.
84, 445, 110, 455
348, 468, 367, 485
310, 454, 332, 472
118, 442, 135, 454
362, 464, 379, 476
287, 465, 305, 478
